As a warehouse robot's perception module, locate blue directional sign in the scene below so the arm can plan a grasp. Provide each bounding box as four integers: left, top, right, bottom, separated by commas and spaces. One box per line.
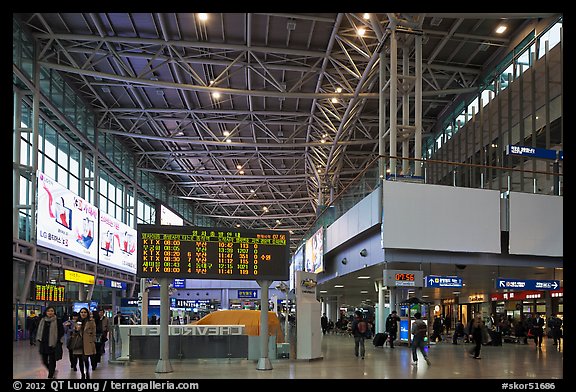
506, 145, 561, 160
425, 275, 463, 288
496, 279, 560, 290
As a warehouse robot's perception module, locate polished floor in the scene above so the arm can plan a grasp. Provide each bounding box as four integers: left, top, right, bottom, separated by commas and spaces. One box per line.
13, 332, 564, 383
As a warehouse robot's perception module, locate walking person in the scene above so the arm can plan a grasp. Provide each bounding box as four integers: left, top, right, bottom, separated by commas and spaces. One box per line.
75, 307, 97, 379
549, 314, 563, 346
385, 310, 399, 348
532, 313, 545, 348
63, 312, 79, 371
26, 311, 39, 346
36, 306, 65, 379
92, 308, 110, 368
351, 310, 369, 359
411, 312, 431, 366
468, 314, 487, 359
321, 313, 328, 335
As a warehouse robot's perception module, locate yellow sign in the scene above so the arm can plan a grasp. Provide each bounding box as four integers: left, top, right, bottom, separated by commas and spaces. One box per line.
64, 269, 95, 285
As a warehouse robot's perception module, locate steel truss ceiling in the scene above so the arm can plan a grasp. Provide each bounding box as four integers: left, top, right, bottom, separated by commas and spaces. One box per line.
15, 13, 558, 249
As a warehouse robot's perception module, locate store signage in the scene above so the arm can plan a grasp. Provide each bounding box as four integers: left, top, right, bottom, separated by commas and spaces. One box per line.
496, 278, 560, 290
425, 275, 463, 288
105, 279, 127, 290
64, 269, 95, 285
490, 290, 545, 301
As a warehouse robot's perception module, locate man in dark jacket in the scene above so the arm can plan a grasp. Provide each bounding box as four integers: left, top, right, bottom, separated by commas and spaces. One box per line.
385, 310, 399, 348
26, 312, 40, 345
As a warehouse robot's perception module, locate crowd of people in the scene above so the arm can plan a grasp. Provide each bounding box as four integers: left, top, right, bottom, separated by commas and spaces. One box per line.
27, 307, 111, 379
321, 310, 562, 365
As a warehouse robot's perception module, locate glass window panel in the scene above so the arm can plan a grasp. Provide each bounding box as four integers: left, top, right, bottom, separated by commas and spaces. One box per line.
43, 157, 56, 179
69, 175, 79, 196
57, 167, 68, 188
480, 89, 494, 107
539, 22, 562, 59
467, 97, 479, 117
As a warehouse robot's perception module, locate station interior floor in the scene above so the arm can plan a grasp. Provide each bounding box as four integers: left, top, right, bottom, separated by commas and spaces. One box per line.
13, 330, 564, 383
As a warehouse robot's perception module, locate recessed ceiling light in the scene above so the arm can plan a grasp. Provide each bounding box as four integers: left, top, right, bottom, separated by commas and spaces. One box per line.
496, 25, 507, 34
357, 276, 371, 279
334, 285, 344, 288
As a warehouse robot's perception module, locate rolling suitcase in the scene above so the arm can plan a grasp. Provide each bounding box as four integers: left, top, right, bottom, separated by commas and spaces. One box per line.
373, 332, 387, 347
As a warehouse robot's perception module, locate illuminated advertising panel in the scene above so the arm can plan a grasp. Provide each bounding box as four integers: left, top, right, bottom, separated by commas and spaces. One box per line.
98, 211, 137, 274
36, 171, 99, 263
305, 227, 324, 273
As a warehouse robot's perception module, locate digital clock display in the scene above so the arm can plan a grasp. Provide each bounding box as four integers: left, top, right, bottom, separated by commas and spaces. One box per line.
395, 273, 415, 281
137, 225, 290, 281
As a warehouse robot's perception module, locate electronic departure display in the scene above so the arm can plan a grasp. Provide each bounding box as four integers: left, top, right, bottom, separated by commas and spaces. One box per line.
31, 282, 66, 302
137, 225, 290, 281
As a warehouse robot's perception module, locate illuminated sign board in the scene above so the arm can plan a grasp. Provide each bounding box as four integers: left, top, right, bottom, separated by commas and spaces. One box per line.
237, 290, 258, 299
506, 145, 561, 160
383, 270, 424, 287
104, 279, 127, 290
496, 279, 560, 290
64, 269, 95, 285
137, 225, 290, 281
425, 275, 463, 288
31, 282, 65, 302
36, 171, 99, 263
173, 279, 185, 288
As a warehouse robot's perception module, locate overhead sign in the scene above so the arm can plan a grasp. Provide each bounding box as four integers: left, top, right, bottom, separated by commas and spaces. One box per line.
238, 289, 258, 299
137, 224, 290, 280
31, 282, 66, 302
172, 278, 186, 288
383, 269, 424, 287
104, 279, 127, 290
506, 145, 562, 160
425, 275, 463, 288
496, 278, 560, 290
64, 269, 95, 285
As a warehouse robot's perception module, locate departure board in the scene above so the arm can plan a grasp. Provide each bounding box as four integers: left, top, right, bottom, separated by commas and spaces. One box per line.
31, 282, 66, 302
137, 225, 290, 280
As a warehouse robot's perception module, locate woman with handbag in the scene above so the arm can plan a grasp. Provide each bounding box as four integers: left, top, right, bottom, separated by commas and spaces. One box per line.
74, 307, 97, 379
36, 306, 64, 379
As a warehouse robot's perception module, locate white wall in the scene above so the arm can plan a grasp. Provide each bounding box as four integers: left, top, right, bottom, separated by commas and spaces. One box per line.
381, 181, 501, 253
508, 192, 563, 256
325, 189, 380, 253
